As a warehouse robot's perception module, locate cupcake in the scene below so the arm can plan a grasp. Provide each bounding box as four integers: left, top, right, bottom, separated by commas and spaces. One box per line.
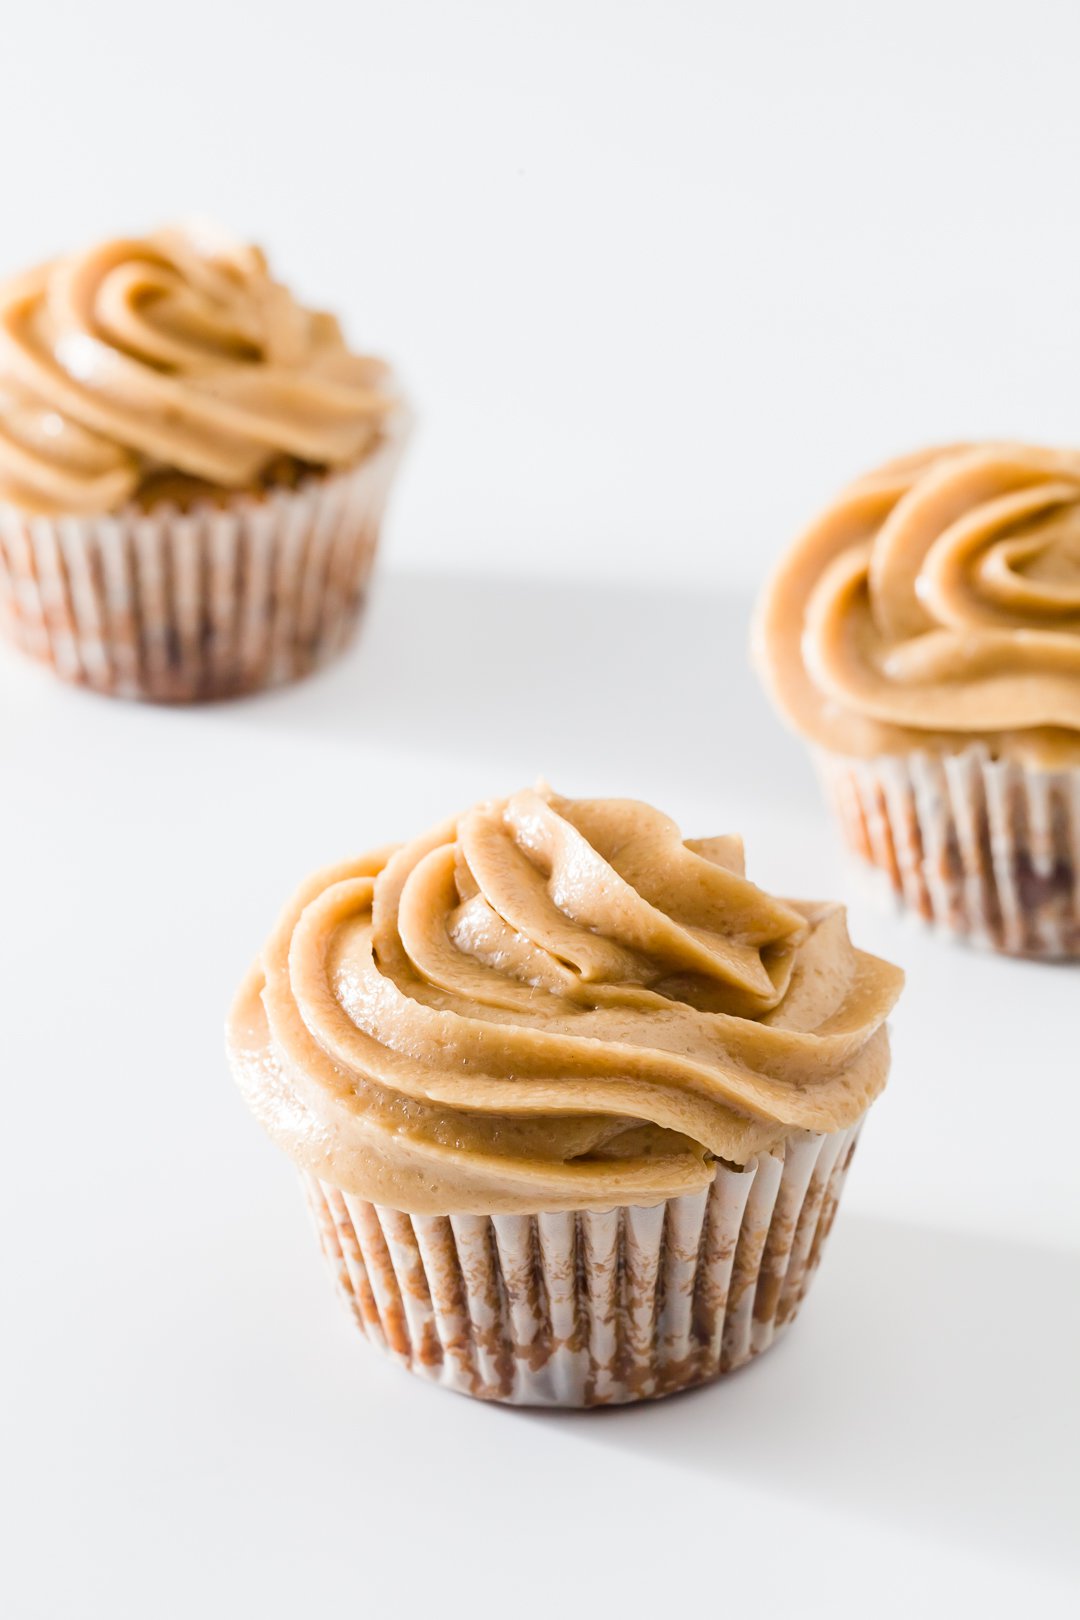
755, 443, 1080, 958
0, 224, 408, 701
227, 785, 903, 1406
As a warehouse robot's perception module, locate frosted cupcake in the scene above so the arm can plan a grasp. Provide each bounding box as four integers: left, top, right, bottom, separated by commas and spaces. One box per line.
0, 224, 408, 700
227, 785, 903, 1407
755, 444, 1080, 957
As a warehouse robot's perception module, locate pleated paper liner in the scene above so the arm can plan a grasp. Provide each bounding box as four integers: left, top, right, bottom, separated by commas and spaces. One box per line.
0, 414, 408, 703
303, 1122, 861, 1407
817, 745, 1080, 959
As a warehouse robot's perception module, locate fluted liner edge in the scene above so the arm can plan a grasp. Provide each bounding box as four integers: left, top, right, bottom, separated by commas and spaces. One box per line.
817, 745, 1080, 958
303, 1122, 861, 1407
0, 417, 408, 702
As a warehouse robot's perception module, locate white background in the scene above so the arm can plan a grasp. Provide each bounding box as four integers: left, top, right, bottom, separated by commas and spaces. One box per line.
3, 6, 1080, 1620
7, 0, 1080, 586
2, 586, 1078, 1620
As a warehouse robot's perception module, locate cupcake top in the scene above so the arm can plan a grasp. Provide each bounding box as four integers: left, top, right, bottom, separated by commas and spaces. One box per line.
755, 443, 1080, 767
0, 223, 396, 515
227, 786, 903, 1215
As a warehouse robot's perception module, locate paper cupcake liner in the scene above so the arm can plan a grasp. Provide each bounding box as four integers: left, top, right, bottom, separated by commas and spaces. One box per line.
302, 1122, 862, 1407
0, 416, 408, 702
816, 745, 1080, 958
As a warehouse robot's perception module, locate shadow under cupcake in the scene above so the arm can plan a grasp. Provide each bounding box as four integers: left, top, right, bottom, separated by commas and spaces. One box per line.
0, 223, 409, 701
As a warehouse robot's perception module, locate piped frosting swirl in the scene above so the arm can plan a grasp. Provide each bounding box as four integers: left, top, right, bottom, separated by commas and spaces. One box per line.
0, 224, 395, 514
756, 443, 1080, 766
227, 787, 902, 1214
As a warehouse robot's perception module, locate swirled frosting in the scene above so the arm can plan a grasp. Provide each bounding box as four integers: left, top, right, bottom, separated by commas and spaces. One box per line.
0, 223, 395, 514
227, 787, 902, 1215
755, 443, 1080, 766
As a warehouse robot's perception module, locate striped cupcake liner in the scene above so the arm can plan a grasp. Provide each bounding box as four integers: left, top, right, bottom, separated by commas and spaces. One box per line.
302, 1122, 862, 1407
0, 415, 408, 703
817, 745, 1080, 958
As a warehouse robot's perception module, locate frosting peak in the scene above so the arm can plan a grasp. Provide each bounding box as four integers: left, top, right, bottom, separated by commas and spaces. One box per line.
0, 225, 396, 514
755, 442, 1080, 765
228, 788, 903, 1215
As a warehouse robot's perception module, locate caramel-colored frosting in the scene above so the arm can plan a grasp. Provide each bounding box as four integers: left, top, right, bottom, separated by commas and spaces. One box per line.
755, 443, 1080, 766
0, 224, 395, 514
227, 787, 902, 1215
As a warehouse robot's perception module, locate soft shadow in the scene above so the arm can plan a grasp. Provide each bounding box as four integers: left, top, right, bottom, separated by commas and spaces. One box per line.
521, 1216, 1080, 1573
230, 570, 815, 800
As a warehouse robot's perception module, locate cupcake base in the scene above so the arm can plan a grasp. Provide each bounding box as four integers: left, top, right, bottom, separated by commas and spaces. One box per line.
817, 746, 1080, 959
303, 1124, 861, 1407
0, 421, 407, 703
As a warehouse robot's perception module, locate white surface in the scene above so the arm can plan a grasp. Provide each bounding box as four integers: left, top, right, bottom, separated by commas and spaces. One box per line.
1, 572, 1077, 1619
8, 1, 1080, 587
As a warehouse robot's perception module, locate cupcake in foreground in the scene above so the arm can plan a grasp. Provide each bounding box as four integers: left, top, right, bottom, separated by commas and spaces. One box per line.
755, 444, 1080, 958
0, 224, 408, 701
227, 785, 903, 1407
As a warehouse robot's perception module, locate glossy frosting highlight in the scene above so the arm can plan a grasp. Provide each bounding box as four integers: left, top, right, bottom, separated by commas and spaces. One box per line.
755, 443, 1080, 766
228, 788, 902, 1214
0, 224, 395, 513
